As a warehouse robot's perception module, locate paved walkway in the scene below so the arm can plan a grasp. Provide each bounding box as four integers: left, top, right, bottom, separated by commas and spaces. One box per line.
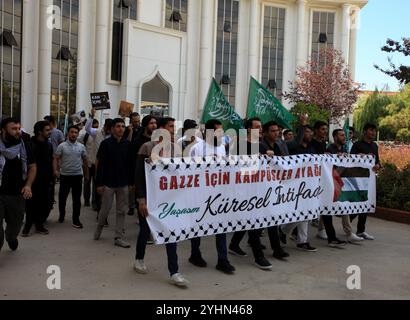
1, 198, 409, 300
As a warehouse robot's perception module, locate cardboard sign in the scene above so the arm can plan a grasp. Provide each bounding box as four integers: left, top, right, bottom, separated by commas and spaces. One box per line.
90, 92, 111, 110
119, 100, 135, 118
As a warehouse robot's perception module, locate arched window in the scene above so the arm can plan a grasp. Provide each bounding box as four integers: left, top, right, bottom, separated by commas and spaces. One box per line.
141, 74, 170, 118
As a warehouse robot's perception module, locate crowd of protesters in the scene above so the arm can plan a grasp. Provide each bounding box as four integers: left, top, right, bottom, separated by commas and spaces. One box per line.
0, 110, 380, 288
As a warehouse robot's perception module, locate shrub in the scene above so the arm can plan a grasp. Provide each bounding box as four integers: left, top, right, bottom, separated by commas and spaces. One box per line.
396, 128, 410, 143
377, 163, 410, 211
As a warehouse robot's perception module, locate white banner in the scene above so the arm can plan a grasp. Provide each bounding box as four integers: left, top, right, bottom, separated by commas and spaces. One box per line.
145, 154, 376, 245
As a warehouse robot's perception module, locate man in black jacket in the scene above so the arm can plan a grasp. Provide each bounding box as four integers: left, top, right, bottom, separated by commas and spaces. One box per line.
22, 121, 54, 236
0, 118, 37, 252
228, 118, 272, 270
94, 118, 133, 248
261, 121, 290, 260
349, 123, 381, 240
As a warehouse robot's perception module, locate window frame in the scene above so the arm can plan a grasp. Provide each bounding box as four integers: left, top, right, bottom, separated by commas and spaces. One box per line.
259, 3, 287, 101
108, 0, 138, 85
308, 8, 337, 63
0, 0, 23, 119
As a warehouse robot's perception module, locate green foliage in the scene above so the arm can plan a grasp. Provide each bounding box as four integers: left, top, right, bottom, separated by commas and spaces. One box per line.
377, 163, 410, 211
290, 103, 330, 128
354, 84, 410, 141
396, 128, 410, 143
353, 90, 390, 134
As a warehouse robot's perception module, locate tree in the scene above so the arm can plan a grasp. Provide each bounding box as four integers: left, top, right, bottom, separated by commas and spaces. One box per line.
353, 84, 410, 141
353, 90, 391, 135
285, 47, 359, 121
289, 103, 330, 129
375, 38, 410, 85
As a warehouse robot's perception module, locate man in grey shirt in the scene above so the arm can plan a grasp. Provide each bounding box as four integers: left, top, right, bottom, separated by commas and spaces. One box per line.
53, 125, 89, 229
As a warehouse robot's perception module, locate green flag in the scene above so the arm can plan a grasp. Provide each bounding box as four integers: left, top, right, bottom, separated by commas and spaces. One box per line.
247, 77, 295, 129
201, 78, 244, 131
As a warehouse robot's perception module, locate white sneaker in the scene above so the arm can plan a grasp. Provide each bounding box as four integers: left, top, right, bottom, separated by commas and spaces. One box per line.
347, 233, 364, 242
316, 229, 328, 240
134, 260, 148, 274
170, 273, 189, 288
357, 232, 375, 240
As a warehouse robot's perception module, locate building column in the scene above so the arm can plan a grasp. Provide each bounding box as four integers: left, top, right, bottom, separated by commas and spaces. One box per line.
21, 0, 40, 130
349, 6, 360, 81
77, 0, 96, 112
248, 0, 259, 78
37, 0, 53, 120
296, 0, 307, 67
341, 3, 351, 64
198, 0, 215, 119
94, 0, 110, 94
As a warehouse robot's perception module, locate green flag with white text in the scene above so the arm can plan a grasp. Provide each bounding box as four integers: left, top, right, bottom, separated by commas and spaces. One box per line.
247, 77, 295, 129
201, 78, 244, 131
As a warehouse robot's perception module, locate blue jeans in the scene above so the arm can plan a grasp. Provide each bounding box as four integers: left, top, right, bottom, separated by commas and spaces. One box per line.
136, 213, 179, 276
190, 233, 228, 263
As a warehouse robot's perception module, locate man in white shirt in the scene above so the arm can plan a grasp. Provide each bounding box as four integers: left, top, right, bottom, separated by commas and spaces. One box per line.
85, 108, 112, 214
187, 119, 236, 275
85, 108, 112, 153
78, 119, 99, 209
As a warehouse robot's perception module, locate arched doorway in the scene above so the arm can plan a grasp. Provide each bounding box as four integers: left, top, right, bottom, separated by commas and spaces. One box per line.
140, 73, 170, 118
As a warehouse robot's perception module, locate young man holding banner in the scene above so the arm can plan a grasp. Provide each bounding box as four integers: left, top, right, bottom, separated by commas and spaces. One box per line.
228, 118, 273, 270
281, 124, 317, 252
261, 121, 291, 260
189, 120, 237, 274
133, 118, 189, 288
349, 123, 381, 240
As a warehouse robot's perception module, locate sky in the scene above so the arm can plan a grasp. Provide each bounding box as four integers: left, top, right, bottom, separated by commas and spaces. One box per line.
356, 0, 410, 91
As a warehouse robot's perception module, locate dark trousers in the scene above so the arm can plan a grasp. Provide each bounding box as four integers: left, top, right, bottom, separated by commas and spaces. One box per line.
350, 213, 367, 234
136, 213, 178, 276
191, 233, 229, 263
83, 165, 97, 207
267, 226, 283, 252
0, 195, 25, 251
229, 229, 264, 259
25, 184, 53, 229
322, 215, 337, 243
58, 175, 83, 223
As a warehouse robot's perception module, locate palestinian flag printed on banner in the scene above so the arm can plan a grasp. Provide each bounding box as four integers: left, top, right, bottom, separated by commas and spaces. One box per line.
332, 166, 371, 202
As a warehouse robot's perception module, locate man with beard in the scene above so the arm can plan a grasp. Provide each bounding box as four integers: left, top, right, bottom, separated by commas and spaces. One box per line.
228, 118, 272, 270
22, 121, 54, 237
128, 115, 157, 216
0, 118, 37, 252
53, 125, 89, 229
125, 112, 142, 143
261, 121, 290, 260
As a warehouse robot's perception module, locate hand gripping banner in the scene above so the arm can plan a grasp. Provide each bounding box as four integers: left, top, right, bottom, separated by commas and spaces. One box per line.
145, 154, 376, 245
